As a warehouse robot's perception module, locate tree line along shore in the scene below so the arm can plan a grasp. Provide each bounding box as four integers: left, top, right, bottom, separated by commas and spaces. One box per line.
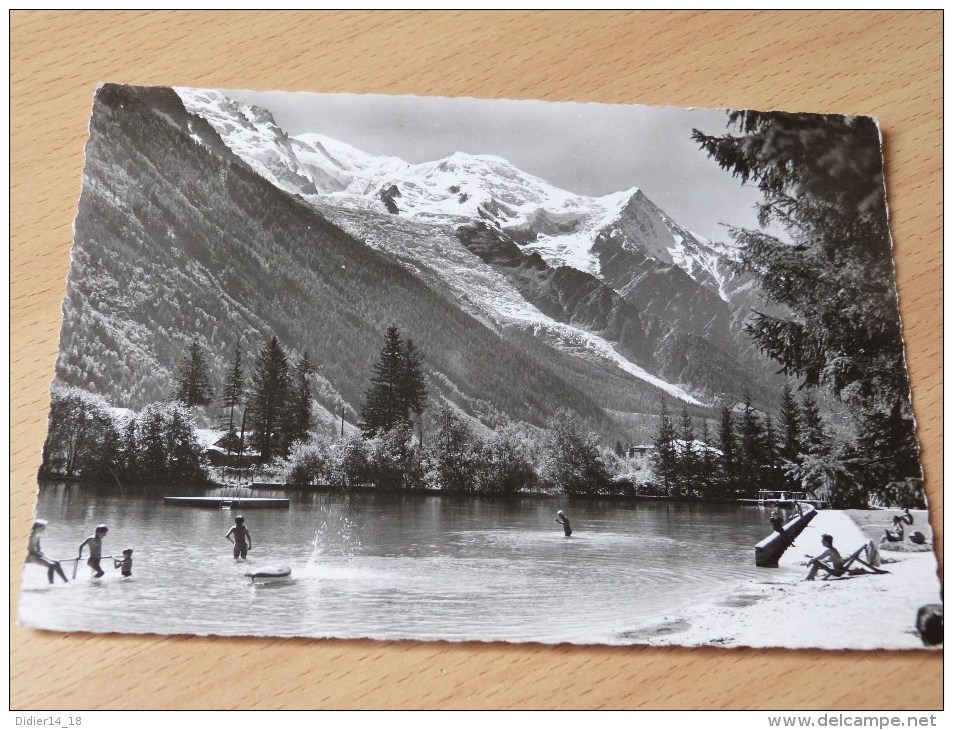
41, 112, 924, 509
40, 322, 922, 508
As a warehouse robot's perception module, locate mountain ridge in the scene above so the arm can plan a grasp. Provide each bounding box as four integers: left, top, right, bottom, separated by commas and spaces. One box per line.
174, 86, 781, 405
174, 88, 736, 301
57, 83, 733, 449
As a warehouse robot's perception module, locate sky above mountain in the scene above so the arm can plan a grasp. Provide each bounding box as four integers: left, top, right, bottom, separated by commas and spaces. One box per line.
223, 88, 766, 243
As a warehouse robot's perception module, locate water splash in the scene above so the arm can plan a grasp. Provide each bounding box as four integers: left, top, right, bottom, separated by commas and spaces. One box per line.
308, 500, 361, 563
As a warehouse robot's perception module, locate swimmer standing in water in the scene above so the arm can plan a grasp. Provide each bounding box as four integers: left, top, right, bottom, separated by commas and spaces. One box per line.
113, 548, 133, 577
77, 524, 109, 578
554, 510, 572, 537
225, 515, 252, 560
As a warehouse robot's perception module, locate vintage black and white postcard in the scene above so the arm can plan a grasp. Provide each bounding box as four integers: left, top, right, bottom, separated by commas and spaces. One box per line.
19, 85, 941, 649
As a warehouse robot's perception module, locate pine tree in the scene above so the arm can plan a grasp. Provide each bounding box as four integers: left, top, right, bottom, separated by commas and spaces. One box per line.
165, 401, 203, 484
778, 382, 802, 462
693, 111, 906, 398
287, 350, 314, 446
359, 327, 427, 438
762, 414, 781, 490
691, 112, 901, 403
698, 419, 715, 495
799, 392, 831, 456
677, 408, 698, 495
693, 110, 919, 504
221, 342, 245, 451
737, 391, 765, 495
785, 392, 865, 506
360, 326, 406, 436
248, 335, 292, 462
173, 339, 214, 407
401, 338, 427, 433
717, 405, 737, 497
856, 398, 922, 503
652, 400, 678, 494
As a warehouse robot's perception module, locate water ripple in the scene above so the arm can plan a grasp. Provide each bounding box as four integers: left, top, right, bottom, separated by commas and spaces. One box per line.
19, 487, 780, 644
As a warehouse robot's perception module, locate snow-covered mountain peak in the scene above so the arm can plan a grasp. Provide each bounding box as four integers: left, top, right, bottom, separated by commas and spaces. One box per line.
176, 87, 742, 299
175, 86, 334, 196
442, 150, 514, 168
292, 132, 409, 183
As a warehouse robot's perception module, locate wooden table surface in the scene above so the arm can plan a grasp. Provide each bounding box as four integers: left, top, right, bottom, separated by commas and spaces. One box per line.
10, 10, 942, 710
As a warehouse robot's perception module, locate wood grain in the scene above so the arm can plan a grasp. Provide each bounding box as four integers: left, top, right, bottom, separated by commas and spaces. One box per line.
10, 10, 942, 710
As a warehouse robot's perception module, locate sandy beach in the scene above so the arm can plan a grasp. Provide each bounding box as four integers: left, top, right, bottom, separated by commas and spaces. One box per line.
623, 509, 942, 650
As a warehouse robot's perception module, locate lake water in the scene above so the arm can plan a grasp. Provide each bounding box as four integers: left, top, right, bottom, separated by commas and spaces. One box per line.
18, 484, 798, 645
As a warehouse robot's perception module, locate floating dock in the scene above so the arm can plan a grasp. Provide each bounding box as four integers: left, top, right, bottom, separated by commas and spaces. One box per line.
754, 505, 817, 567
163, 496, 290, 509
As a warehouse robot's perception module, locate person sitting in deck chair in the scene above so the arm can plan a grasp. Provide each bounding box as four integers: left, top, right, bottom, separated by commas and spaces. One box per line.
899, 507, 914, 526
804, 534, 845, 581
882, 515, 905, 543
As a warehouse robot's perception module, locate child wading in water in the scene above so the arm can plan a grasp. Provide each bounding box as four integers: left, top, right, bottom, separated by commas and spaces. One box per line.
77, 524, 109, 578
25, 519, 69, 584
225, 515, 252, 560
554, 510, 572, 537
114, 549, 133, 577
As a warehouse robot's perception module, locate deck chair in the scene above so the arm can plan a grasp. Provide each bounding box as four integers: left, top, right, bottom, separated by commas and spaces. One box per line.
822, 542, 890, 580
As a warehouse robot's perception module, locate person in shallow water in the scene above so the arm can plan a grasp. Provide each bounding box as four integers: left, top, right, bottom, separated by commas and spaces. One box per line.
769, 503, 794, 547
554, 510, 572, 537
25, 519, 69, 584
769, 503, 785, 534
77, 524, 108, 578
113, 548, 133, 577
225, 515, 252, 560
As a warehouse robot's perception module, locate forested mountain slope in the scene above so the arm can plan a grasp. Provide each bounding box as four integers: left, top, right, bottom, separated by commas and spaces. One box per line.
58, 84, 714, 441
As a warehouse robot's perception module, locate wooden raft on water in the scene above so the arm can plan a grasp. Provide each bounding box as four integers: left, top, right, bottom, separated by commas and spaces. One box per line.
163, 496, 290, 509
754, 505, 817, 567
